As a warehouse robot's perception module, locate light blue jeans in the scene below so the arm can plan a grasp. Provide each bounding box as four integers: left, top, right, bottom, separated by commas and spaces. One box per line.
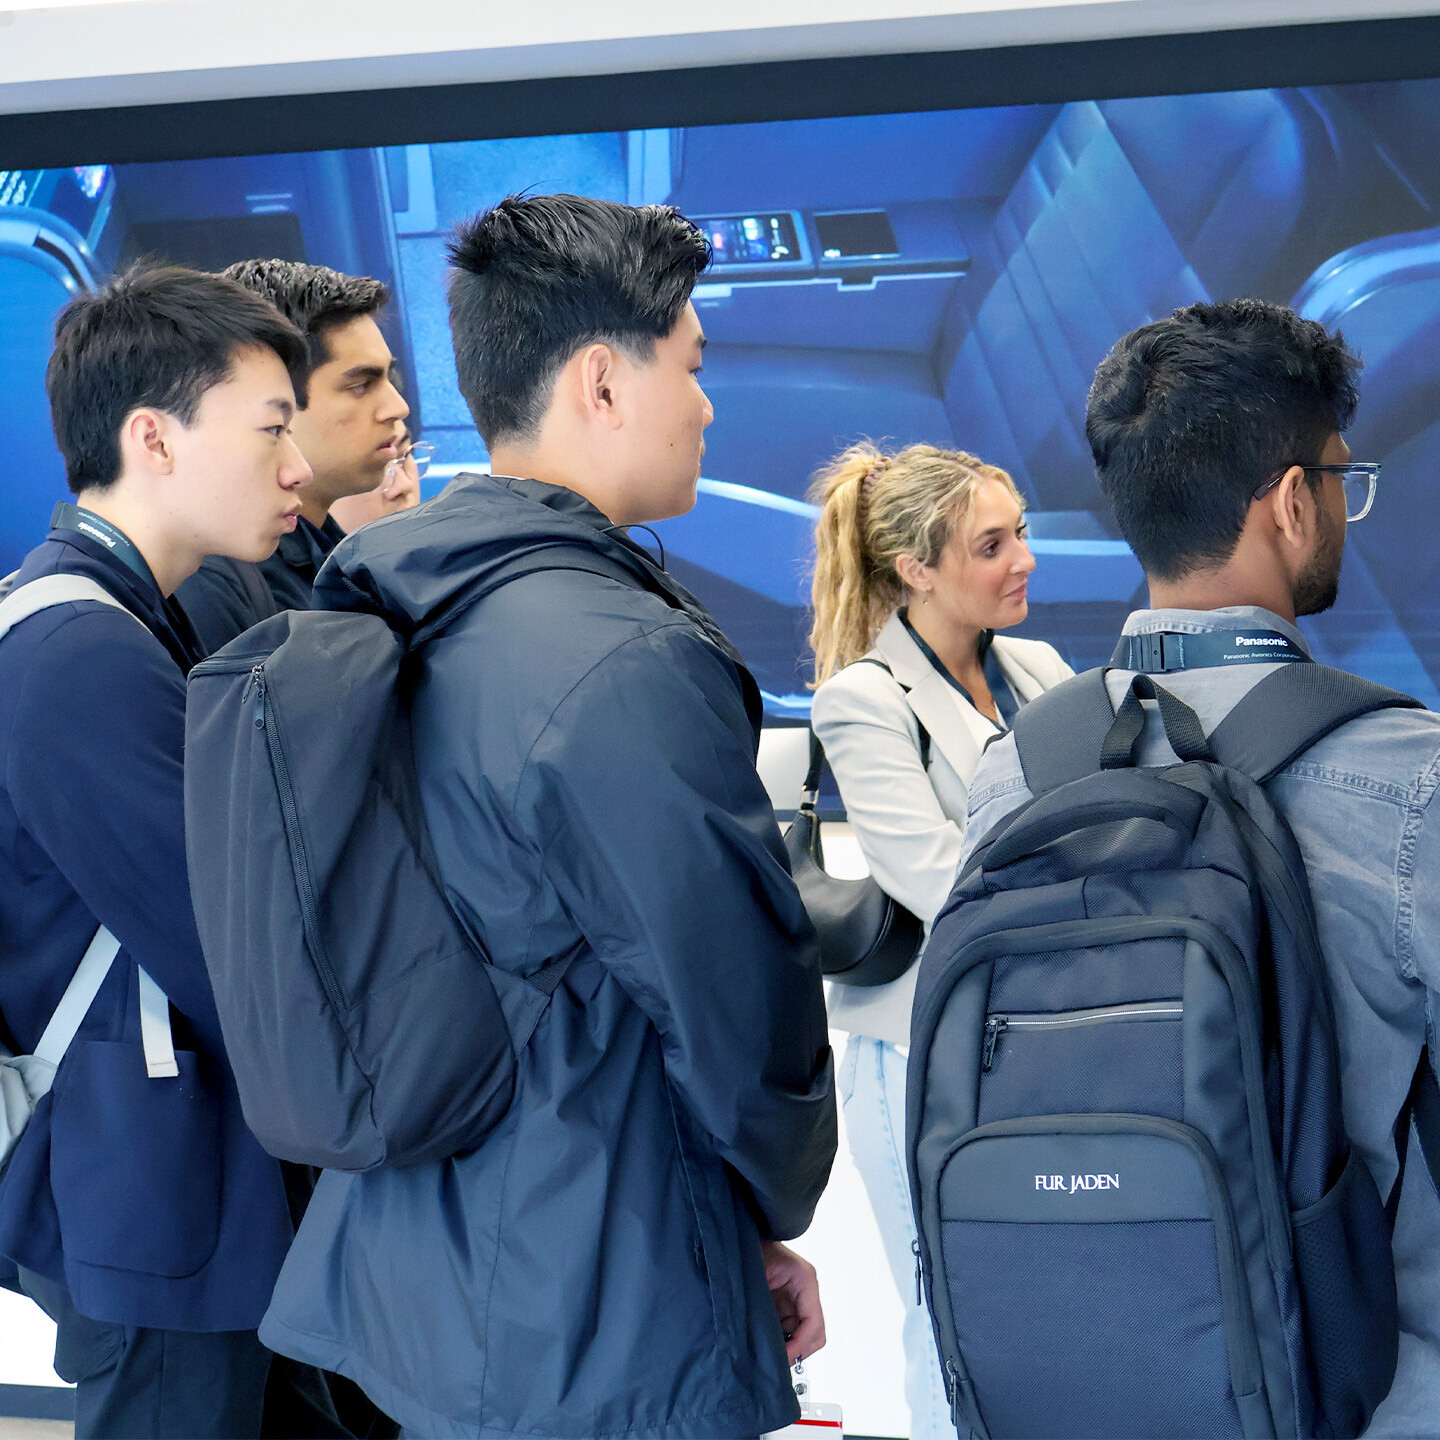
839, 1034, 951, 1440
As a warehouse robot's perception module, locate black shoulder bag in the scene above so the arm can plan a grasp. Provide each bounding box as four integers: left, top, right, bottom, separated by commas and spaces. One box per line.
783, 727, 926, 987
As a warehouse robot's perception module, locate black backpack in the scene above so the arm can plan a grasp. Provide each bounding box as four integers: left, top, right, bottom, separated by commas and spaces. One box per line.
908, 663, 1435, 1440
183, 548, 661, 1172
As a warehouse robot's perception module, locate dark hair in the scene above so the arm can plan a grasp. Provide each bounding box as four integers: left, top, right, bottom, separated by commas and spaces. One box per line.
446, 193, 711, 444
222, 258, 389, 371
47, 262, 309, 495
1086, 299, 1362, 581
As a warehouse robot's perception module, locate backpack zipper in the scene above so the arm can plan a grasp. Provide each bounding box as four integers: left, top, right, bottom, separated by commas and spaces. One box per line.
247, 662, 347, 1019
981, 1001, 1182, 1071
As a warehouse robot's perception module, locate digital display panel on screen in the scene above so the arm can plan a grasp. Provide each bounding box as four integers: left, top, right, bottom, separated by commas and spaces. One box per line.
6, 83, 1440, 715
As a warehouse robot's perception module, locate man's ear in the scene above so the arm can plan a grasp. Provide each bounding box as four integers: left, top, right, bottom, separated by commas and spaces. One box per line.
576, 342, 623, 430
1268, 465, 1312, 551
119, 408, 177, 477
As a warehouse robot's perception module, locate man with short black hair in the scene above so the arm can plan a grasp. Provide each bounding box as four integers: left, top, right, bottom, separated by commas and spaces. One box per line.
0, 264, 352, 1437
258, 194, 836, 1439
177, 259, 408, 651
962, 298, 1440, 1434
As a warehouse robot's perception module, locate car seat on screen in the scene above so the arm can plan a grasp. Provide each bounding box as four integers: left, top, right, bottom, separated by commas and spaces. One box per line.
939, 92, 1343, 514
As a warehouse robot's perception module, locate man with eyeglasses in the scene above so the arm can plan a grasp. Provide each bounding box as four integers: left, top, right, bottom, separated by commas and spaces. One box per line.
176, 260, 409, 654
958, 298, 1440, 1435
329, 425, 432, 531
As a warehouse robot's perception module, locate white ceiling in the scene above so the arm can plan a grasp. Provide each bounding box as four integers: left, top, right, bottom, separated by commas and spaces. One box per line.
0, 0, 1436, 116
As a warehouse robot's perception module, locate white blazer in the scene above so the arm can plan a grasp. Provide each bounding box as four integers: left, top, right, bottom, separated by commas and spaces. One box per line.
810, 612, 1073, 1044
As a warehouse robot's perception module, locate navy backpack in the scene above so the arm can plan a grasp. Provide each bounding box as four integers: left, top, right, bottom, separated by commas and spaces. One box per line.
908, 663, 1439, 1439
183, 548, 635, 1172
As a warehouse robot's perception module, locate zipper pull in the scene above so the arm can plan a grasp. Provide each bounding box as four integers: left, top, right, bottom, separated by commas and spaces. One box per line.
981, 1016, 1007, 1072
250, 666, 267, 729
912, 1237, 923, 1305
946, 1357, 963, 1431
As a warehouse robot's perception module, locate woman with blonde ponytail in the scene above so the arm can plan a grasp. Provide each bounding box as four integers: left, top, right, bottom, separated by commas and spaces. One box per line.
808, 441, 1071, 1440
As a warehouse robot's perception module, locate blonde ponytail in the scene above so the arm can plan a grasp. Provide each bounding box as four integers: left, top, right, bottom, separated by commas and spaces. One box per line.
808, 441, 1025, 686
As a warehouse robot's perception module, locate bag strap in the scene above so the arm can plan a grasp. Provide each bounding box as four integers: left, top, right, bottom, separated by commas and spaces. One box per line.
1014, 661, 1424, 796
1012, 668, 1116, 796
1, 577, 177, 1081
0, 574, 149, 642
1100, 675, 1216, 769
1388, 1046, 1440, 1225
1206, 664, 1423, 783
851, 656, 932, 770
803, 728, 825, 800
31, 928, 121, 1070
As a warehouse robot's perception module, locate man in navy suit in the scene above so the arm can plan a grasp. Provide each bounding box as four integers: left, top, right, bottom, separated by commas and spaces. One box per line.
0, 263, 337, 1437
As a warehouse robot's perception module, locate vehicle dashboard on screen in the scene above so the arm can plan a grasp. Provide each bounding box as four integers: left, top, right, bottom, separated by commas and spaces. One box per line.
4, 83, 1440, 715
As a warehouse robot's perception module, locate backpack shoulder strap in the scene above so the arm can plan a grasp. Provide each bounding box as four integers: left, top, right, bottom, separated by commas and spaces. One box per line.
1207, 663, 1424, 784
1011, 668, 1115, 796
0, 575, 147, 643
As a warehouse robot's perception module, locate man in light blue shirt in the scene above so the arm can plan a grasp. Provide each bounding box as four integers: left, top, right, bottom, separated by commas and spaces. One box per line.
961, 298, 1440, 1435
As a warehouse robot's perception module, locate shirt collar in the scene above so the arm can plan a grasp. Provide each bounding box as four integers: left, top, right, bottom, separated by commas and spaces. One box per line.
277, 513, 346, 572
1121, 605, 1312, 659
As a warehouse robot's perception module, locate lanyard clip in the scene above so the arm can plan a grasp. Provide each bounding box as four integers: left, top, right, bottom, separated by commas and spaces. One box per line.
1126, 631, 1184, 673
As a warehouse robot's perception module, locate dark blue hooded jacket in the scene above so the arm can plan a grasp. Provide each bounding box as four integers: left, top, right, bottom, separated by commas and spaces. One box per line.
259, 474, 836, 1438
0, 527, 293, 1329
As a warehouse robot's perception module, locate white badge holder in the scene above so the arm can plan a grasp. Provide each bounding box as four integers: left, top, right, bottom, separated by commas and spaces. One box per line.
762, 1358, 844, 1438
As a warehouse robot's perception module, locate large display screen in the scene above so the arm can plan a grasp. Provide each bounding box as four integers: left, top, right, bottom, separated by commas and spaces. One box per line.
6, 79, 1440, 712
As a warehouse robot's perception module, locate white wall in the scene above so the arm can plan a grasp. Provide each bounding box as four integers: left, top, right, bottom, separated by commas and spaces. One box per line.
0, 0, 1435, 115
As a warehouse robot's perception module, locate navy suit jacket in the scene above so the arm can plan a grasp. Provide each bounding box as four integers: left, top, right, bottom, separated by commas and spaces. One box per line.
0, 528, 292, 1330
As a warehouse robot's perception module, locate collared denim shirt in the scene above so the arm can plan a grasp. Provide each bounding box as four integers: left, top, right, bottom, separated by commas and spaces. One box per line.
960, 605, 1440, 1436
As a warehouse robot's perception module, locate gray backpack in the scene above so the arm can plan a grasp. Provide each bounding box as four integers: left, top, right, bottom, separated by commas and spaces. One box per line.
909, 664, 1433, 1440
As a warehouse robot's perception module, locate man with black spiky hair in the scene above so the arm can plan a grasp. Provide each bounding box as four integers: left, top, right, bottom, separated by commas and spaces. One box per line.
176, 259, 409, 653
258, 194, 837, 1440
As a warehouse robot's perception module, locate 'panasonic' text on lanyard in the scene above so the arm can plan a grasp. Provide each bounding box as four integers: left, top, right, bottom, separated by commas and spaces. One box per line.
1111, 628, 1311, 673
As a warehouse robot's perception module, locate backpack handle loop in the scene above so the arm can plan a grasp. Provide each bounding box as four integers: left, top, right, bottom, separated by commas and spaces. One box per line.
1100, 674, 1215, 769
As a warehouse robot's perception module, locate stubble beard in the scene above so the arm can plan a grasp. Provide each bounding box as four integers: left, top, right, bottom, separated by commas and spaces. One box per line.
1293, 508, 1344, 618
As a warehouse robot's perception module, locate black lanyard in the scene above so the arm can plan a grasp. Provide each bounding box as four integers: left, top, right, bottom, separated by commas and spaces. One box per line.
1111, 627, 1310, 674
51, 501, 158, 592
900, 612, 1019, 731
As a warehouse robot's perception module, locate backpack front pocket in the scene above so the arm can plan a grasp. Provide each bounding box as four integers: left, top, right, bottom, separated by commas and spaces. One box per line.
934, 1115, 1266, 1439
979, 1001, 1183, 1124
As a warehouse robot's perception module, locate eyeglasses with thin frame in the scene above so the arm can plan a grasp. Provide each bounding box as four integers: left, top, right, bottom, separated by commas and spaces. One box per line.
387, 440, 435, 482
1252, 462, 1380, 523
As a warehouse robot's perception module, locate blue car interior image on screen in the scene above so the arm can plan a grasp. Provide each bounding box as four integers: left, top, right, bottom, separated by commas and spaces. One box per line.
6, 79, 1440, 714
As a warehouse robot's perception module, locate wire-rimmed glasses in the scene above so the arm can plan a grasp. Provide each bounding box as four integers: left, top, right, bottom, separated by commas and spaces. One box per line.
386, 440, 434, 485
1252, 462, 1380, 523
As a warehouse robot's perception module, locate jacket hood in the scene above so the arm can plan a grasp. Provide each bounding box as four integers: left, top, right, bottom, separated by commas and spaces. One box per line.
312, 473, 657, 636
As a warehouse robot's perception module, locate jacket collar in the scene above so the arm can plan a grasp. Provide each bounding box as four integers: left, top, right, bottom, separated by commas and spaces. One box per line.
276, 513, 346, 581
492, 475, 751, 674
870, 612, 1001, 775
869, 613, 1057, 777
